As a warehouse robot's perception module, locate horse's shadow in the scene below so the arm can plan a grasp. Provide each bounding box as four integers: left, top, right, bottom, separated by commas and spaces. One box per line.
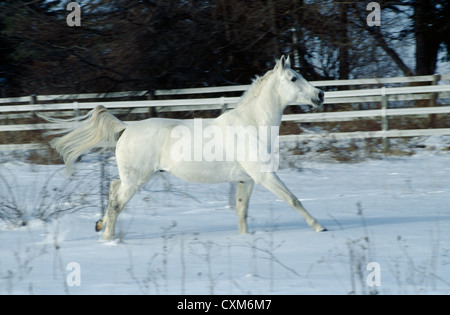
251, 213, 448, 234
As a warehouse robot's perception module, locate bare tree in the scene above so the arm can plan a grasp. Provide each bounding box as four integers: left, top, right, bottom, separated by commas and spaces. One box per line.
1, 0, 448, 97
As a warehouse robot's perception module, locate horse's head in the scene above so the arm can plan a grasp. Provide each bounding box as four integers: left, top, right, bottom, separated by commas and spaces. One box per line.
275, 55, 324, 108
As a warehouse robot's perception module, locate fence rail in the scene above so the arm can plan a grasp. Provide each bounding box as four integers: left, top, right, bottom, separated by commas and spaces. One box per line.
1, 74, 450, 151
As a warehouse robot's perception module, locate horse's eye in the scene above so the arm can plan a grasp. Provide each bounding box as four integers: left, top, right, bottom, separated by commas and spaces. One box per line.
291, 77, 297, 82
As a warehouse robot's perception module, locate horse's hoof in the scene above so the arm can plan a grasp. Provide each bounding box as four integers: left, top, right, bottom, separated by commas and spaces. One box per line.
95, 219, 103, 232
315, 226, 327, 232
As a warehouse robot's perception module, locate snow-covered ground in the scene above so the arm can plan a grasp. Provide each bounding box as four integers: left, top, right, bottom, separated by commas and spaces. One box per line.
0, 137, 449, 295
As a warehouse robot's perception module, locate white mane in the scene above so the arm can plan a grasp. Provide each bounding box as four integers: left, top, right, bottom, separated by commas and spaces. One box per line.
237, 68, 277, 109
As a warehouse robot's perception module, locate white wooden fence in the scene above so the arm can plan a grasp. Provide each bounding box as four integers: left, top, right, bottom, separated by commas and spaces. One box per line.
1, 74, 450, 152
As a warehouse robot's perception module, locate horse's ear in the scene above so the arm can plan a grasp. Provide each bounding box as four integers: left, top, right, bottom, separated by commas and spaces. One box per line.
277, 55, 291, 71
276, 55, 286, 73
284, 55, 291, 69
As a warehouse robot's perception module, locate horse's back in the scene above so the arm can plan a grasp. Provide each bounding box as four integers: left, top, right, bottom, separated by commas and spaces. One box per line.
116, 117, 251, 184
114, 118, 177, 181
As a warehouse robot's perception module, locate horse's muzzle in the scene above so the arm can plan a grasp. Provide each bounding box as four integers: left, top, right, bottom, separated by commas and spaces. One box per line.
318, 90, 324, 103
312, 89, 324, 108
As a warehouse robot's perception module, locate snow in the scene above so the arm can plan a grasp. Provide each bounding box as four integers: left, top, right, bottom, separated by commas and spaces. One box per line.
0, 137, 449, 295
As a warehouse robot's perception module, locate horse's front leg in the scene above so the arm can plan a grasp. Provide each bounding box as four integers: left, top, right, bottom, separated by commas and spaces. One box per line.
235, 180, 255, 234
258, 172, 326, 232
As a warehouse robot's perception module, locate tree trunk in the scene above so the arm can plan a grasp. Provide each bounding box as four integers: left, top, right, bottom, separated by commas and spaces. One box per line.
268, 0, 280, 58
338, 2, 349, 80
414, 0, 440, 75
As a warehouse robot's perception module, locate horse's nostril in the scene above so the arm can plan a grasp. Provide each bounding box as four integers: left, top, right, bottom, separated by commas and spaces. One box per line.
319, 90, 324, 101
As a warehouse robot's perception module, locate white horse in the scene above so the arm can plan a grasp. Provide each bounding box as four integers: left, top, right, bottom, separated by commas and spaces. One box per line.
45, 56, 326, 240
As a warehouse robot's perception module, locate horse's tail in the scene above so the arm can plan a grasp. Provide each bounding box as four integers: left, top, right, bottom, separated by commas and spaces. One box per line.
40, 105, 126, 174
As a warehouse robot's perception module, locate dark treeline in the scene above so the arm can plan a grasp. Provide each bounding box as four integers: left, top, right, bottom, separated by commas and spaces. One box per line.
0, 0, 448, 96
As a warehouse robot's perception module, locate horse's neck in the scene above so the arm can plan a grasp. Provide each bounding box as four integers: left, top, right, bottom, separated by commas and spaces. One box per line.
238, 75, 284, 128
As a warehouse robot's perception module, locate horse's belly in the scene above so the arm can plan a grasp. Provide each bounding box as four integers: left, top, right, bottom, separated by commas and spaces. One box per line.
164, 161, 250, 184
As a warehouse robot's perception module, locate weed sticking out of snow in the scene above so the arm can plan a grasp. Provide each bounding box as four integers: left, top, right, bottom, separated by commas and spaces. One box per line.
0, 136, 449, 294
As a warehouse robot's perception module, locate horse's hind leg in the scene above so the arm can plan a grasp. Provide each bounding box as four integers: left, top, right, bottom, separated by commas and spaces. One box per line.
96, 166, 159, 240
95, 179, 121, 233
235, 180, 254, 234
100, 181, 138, 240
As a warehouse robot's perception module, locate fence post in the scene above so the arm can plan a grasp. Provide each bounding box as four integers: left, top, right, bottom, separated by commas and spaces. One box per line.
147, 90, 158, 117
428, 74, 441, 127
73, 101, 80, 117
29, 94, 37, 105
381, 87, 389, 153
30, 94, 37, 120
220, 96, 229, 114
